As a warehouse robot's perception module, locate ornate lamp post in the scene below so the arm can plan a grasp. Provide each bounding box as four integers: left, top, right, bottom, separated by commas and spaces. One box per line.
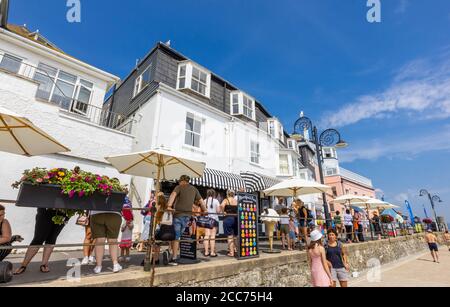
419, 189, 442, 232
293, 115, 348, 228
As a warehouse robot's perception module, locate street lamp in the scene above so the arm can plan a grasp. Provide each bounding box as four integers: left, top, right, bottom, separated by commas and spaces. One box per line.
419, 189, 442, 232
293, 115, 348, 228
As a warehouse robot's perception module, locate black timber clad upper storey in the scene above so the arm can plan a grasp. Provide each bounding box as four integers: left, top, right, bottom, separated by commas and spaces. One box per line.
107, 42, 273, 128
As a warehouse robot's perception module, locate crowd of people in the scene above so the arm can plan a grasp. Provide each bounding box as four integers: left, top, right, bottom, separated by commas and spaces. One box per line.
1, 178, 450, 287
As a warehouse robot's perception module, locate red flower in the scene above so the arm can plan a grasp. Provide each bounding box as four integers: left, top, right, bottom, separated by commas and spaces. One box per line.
78, 190, 85, 197
69, 190, 76, 198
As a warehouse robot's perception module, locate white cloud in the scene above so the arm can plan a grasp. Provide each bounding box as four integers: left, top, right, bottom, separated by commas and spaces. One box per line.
320, 49, 450, 128
338, 125, 450, 163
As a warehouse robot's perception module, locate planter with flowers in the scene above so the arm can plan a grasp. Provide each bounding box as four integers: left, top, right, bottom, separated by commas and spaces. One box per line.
12, 168, 128, 224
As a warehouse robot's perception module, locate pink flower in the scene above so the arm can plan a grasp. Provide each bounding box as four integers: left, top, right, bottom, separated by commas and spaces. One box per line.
36, 178, 43, 183
78, 190, 85, 197
43, 176, 50, 180
69, 190, 76, 198
70, 177, 76, 182
85, 177, 91, 183
96, 175, 102, 181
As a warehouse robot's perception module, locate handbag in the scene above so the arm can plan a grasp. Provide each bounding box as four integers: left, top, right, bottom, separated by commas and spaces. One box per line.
76, 214, 89, 226
155, 224, 176, 241
196, 216, 215, 229
160, 211, 173, 226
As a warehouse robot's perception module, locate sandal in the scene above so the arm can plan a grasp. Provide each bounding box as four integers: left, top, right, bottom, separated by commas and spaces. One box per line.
226, 253, 235, 257
204, 253, 210, 257
210, 253, 218, 257
14, 266, 27, 275
40, 264, 50, 273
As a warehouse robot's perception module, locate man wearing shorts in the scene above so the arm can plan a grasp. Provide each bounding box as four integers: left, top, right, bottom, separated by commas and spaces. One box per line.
425, 229, 439, 263
167, 175, 206, 265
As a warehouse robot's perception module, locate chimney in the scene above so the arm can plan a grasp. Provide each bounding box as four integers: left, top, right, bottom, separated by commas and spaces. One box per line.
0, 0, 10, 29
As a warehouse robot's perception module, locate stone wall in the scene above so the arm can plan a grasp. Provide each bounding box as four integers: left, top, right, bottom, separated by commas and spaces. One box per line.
153, 234, 434, 287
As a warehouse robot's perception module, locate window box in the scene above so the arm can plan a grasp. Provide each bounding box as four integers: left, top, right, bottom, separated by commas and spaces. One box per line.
177, 62, 211, 98
16, 182, 126, 212
230, 91, 256, 121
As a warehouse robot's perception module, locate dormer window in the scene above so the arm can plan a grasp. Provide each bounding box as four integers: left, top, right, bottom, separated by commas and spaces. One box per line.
133, 65, 152, 98
230, 91, 256, 121
267, 118, 284, 140
177, 62, 211, 98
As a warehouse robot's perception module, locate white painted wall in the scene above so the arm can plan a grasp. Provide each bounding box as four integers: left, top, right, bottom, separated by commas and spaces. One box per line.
0, 35, 135, 247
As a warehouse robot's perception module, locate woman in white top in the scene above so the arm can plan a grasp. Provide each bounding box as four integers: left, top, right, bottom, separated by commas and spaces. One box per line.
204, 189, 221, 257
343, 209, 353, 243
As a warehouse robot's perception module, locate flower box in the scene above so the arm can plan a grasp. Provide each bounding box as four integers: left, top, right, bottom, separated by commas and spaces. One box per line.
16, 182, 126, 212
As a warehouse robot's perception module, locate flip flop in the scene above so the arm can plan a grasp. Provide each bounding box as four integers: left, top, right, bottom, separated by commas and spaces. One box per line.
210, 254, 218, 257
14, 266, 27, 275
40, 264, 50, 273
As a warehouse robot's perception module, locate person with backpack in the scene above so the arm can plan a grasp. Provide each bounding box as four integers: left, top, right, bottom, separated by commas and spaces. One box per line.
325, 229, 350, 287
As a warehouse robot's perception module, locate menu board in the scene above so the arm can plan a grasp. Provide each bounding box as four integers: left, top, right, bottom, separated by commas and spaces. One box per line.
180, 226, 197, 260
237, 193, 259, 260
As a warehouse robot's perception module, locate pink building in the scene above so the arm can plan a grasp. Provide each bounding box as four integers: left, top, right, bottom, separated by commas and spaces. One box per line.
321, 147, 376, 215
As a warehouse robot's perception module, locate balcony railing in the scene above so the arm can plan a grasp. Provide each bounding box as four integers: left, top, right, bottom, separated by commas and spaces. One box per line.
0, 58, 132, 134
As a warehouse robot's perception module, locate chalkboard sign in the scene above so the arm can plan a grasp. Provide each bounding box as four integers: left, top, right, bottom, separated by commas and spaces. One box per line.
237, 193, 259, 260
180, 226, 197, 260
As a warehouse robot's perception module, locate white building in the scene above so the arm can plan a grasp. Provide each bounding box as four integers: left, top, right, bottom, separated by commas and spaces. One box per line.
0, 22, 134, 245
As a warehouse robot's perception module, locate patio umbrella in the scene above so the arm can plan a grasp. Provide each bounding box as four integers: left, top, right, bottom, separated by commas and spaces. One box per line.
333, 194, 372, 204
352, 198, 399, 210
105, 148, 206, 285
105, 148, 206, 183
263, 178, 330, 198
0, 106, 70, 156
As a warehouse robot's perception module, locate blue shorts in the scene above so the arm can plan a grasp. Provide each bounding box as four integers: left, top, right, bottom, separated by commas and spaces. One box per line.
289, 231, 296, 239
174, 216, 191, 240
223, 216, 237, 236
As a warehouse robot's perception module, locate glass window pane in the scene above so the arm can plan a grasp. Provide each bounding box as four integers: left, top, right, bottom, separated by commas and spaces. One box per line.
233, 94, 239, 104
58, 71, 77, 83
77, 86, 92, 104
142, 68, 151, 84
185, 132, 193, 146
179, 77, 185, 88
199, 83, 206, 95
191, 80, 199, 92
193, 119, 201, 134
200, 72, 207, 83
80, 79, 93, 88
193, 134, 200, 148
0, 54, 22, 74
233, 104, 239, 114
51, 80, 75, 110
36, 63, 57, 77
186, 115, 194, 131
34, 72, 54, 100
179, 65, 186, 77
192, 67, 199, 80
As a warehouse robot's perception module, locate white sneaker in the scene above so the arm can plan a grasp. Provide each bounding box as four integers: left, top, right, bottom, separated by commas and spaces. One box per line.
93, 266, 102, 274
113, 263, 122, 273
88, 256, 96, 265
81, 257, 89, 265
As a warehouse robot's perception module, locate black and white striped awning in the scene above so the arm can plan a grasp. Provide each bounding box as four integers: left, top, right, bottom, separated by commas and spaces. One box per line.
190, 168, 247, 191
240, 171, 281, 193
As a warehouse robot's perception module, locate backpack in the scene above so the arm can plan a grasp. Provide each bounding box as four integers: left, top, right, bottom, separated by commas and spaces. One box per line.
299, 206, 314, 222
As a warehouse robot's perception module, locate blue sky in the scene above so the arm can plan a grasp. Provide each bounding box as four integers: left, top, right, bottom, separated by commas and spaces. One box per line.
8, 0, 450, 221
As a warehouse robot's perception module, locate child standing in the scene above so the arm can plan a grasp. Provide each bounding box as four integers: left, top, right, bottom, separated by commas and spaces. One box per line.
279, 207, 290, 250
119, 204, 134, 263
288, 216, 296, 251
